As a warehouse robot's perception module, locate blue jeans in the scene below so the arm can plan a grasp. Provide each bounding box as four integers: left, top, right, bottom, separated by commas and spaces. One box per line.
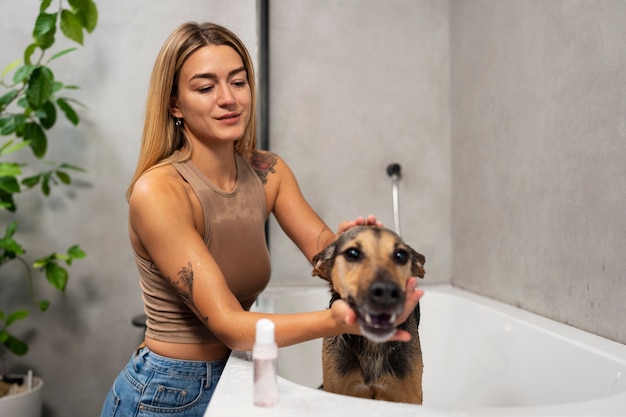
100, 347, 227, 417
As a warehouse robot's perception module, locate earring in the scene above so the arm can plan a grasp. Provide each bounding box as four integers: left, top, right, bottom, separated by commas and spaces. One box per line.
175, 118, 183, 127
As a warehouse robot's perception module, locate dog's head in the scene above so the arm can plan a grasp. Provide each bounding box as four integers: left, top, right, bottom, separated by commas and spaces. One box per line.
312, 225, 425, 343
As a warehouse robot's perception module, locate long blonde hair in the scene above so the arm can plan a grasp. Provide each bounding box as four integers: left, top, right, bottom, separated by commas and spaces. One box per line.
126, 22, 257, 199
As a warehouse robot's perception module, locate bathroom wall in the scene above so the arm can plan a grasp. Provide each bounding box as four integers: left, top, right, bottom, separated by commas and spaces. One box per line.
2, 1, 624, 416
450, 0, 626, 344
0, 1, 257, 416
267, 0, 452, 287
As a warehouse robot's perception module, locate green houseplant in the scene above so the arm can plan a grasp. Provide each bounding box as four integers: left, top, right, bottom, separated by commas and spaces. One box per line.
0, 0, 98, 404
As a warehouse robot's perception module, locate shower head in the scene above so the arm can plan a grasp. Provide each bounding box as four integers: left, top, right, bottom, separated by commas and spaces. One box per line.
386, 163, 401, 180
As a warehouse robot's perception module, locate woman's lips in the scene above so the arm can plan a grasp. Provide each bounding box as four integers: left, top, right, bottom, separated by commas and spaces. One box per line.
216, 112, 241, 125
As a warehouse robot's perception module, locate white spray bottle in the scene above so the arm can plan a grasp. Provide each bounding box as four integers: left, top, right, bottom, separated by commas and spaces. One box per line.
253, 318, 278, 406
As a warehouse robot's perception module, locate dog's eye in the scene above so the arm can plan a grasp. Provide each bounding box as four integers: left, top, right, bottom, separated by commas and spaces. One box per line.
394, 249, 409, 265
343, 247, 361, 262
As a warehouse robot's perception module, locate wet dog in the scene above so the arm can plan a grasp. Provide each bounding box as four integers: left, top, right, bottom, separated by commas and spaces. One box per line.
312, 225, 425, 404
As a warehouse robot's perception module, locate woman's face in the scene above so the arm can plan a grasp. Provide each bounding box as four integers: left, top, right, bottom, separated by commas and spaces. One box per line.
170, 44, 251, 147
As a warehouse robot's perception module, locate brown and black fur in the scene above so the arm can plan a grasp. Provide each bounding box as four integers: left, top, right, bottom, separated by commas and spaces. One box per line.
312, 225, 425, 404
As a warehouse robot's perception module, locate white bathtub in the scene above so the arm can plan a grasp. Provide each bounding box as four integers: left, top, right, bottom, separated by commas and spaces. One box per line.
204, 284, 626, 416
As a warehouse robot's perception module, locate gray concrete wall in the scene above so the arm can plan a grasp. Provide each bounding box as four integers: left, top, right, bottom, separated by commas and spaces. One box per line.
267, 0, 452, 286
0, 1, 257, 416
450, 0, 626, 344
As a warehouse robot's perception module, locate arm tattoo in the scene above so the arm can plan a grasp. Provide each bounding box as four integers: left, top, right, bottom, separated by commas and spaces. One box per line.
251, 151, 277, 185
316, 226, 333, 252
167, 262, 209, 327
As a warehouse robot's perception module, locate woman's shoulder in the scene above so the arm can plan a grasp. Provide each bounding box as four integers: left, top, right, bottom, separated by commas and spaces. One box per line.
130, 163, 189, 204
249, 150, 287, 185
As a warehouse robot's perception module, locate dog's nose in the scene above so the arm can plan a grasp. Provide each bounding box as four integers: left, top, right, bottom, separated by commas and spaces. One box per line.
368, 281, 402, 307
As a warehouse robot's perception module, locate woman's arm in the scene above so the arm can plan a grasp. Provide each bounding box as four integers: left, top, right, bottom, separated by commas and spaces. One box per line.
259, 152, 334, 262
128, 165, 402, 352
265, 152, 382, 261
263, 153, 422, 341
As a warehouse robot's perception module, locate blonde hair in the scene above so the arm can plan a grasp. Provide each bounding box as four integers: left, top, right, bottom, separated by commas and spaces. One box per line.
126, 22, 257, 199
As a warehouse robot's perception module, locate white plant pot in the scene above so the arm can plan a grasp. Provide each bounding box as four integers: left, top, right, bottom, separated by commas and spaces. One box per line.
0, 375, 43, 417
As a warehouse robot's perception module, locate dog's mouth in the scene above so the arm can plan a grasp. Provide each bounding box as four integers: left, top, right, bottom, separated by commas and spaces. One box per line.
348, 297, 400, 343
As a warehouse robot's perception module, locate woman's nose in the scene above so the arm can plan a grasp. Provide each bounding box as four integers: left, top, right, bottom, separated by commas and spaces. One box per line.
217, 84, 236, 106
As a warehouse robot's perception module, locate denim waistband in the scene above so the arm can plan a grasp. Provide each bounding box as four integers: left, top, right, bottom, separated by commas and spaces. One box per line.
133, 346, 227, 378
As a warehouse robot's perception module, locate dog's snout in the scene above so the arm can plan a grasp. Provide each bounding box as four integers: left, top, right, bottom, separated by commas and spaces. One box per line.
369, 281, 402, 307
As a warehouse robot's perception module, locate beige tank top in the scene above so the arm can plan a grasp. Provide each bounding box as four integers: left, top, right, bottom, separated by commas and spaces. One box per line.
135, 153, 271, 344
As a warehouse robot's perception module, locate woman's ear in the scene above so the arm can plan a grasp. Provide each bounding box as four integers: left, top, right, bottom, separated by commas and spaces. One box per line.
169, 96, 183, 118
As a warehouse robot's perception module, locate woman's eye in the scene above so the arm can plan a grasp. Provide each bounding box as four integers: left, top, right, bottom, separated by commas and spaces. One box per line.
198, 85, 214, 93
232, 80, 248, 88
344, 247, 361, 262
394, 249, 408, 265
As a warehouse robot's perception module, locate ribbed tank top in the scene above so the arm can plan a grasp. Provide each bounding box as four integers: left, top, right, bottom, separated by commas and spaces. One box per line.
135, 153, 271, 344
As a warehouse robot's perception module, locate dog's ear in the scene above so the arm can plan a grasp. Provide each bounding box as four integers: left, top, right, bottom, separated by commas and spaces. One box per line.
311, 241, 338, 283
407, 246, 426, 278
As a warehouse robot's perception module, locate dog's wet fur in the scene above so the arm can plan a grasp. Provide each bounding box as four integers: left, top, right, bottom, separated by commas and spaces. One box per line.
312, 225, 425, 404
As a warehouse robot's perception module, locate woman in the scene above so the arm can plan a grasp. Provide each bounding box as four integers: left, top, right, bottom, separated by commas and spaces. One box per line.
100, 22, 422, 416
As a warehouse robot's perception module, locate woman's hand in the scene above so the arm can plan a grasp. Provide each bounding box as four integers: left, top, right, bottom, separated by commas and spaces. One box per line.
330, 277, 424, 342
336, 214, 383, 235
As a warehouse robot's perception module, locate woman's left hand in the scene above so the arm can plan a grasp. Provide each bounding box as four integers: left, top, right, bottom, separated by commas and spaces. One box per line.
336, 214, 383, 235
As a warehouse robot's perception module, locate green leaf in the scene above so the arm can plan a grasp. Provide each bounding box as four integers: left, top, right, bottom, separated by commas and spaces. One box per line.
26, 66, 55, 109
33, 12, 57, 51
3, 335, 28, 356
6, 309, 29, 326
1, 139, 30, 156
0, 161, 22, 175
24, 43, 38, 66
38, 100, 58, 129
52, 81, 64, 95
42, 172, 51, 195
0, 175, 21, 194
0, 162, 22, 176
39, 300, 50, 312
13, 114, 26, 137
4, 221, 19, 238
0, 116, 16, 136
0, 232, 25, 255
0, 117, 11, 130
33, 12, 57, 39
1, 58, 21, 79
57, 98, 79, 125
0, 192, 17, 212
21, 174, 42, 188
47, 47, 77, 64
38, 31, 57, 51
0, 176, 20, 194
68, 244, 86, 259
0, 90, 19, 108
32, 255, 49, 269
40, 0, 53, 13
24, 122, 47, 158
46, 263, 69, 291
59, 163, 86, 172
60, 10, 84, 45
55, 170, 71, 184
13, 64, 36, 84
17, 96, 29, 110
74, 0, 98, 33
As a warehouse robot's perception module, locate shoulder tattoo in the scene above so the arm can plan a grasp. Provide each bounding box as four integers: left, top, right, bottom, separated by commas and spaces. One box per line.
251, 151, 277, 185
166, 262, 208, 327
